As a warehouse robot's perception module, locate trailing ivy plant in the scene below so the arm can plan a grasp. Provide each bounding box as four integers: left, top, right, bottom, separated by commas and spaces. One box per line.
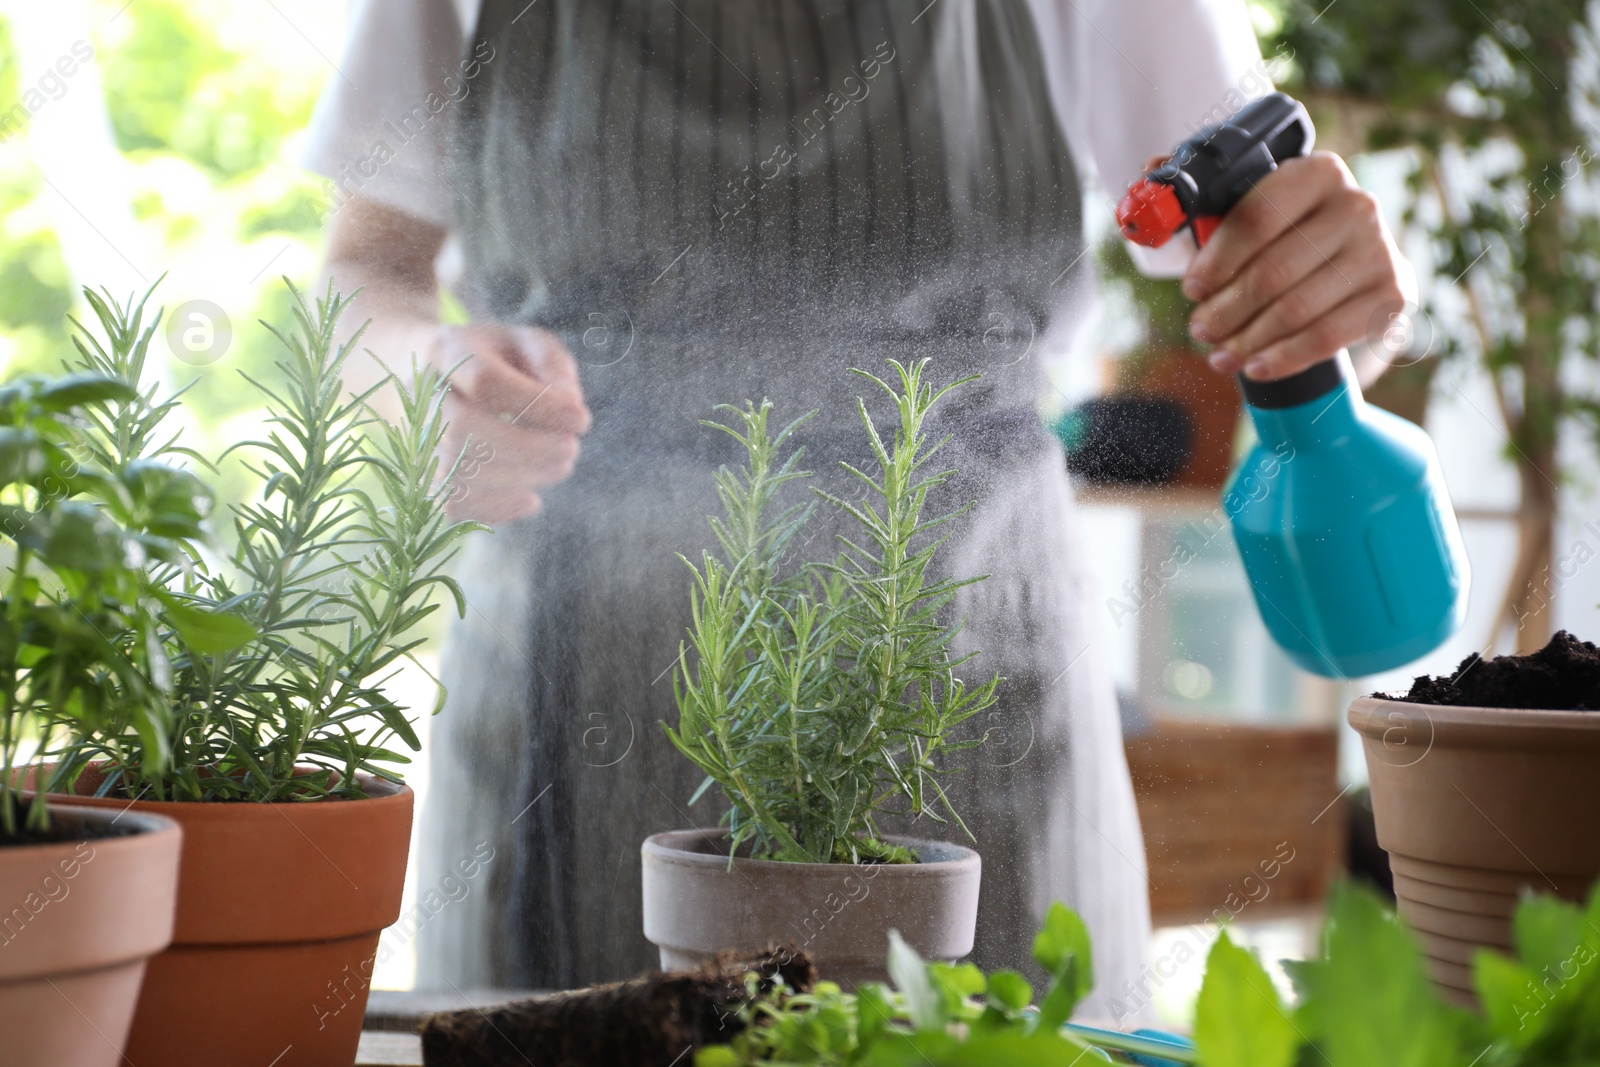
701, 881, 1600, 1066
36, 280, 481, 803
667, 360, 1000, 865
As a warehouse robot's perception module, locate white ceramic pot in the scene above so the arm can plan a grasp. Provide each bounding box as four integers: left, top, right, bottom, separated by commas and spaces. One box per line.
642, 828, 980, 987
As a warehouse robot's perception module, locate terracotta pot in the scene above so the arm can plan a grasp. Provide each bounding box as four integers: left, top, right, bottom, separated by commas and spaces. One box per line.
0, 803, 180, 1067
1116, 347, 1243, 491
1349, 697, 1600, 1003
51, 769, 413, 1067
642, 829, 980, 987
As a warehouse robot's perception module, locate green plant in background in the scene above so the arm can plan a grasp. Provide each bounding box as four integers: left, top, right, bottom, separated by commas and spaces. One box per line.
667, 360, 1000, 865
0, 16, 78, 379
0, 356, 253, 833
699, 881, 1600, 1066
29, 280, 481, 803
0, 0, 335, 387
1262, 0, 1600, 650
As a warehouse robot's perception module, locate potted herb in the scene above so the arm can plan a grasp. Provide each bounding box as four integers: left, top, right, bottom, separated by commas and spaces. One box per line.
31, 282, 480, 1067
643, 361, 998, 986
1349, 629, 1600, 1005
694, 879, 1600, 1066
0, 365, 209, 1065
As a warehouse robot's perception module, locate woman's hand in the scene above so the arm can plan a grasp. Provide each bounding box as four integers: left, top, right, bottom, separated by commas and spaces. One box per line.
430, 324, 592, 524
317, 195, 590, 525
1181, 151, 1417, 381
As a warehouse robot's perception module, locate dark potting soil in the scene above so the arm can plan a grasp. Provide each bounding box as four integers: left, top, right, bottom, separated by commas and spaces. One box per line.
420, 946, 815, 1067
1396, 630, 1600, 710
0, 799, 139, 848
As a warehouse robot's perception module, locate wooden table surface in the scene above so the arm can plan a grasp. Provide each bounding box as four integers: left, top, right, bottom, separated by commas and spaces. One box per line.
356, 1031, 423, 1067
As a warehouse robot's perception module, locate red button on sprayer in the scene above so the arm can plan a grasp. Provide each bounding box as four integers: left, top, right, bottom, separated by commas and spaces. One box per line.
1116, 179, 1186, 248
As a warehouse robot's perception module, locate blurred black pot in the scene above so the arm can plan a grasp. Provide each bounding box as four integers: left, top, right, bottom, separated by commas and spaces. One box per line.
1056, 397, 1194, 486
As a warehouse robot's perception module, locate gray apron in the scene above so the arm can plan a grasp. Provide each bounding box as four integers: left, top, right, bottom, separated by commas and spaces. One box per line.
418, 0, 1150, 1019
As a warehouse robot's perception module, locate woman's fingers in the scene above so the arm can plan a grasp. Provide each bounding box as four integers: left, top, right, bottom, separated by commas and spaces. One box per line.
428, 323, 591, 525
1182, 150, 1416, 382
439, 395, 584, 523
1183, 153, 1354, 301
435, 326, 593, 435
444, 395, 582, 489
1188, 203, 1368, 347
1204, 252, 1389, 374
509, 325, 582, 389
1223, 287, 1395, 381
446, 485, 541, 524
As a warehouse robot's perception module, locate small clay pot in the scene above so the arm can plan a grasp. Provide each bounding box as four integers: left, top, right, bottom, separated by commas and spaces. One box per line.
0, 804, 181, 1067
641, 829, 980, 987
1349, 697, 1600, 1002
50, 769, 413, 1067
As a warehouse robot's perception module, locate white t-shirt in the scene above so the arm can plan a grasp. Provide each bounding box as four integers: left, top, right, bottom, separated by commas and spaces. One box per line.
304, 0, 1268, 244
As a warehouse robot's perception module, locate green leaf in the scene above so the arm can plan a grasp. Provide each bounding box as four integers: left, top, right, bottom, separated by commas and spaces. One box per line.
693, 1047, 740, 1067
27, 502, 126, 573
158, 595, 259, 654
0, 427, 45, 487
120, 460, 213, 536
1033, 975, 1081, 1036
864, 1031, 1104, 1067
1473, 949, 1541, 1045
1030, 903, 1093, 1030
1192, 932, 1299, 1067
1294, 883, 1463, 1067
856, 981, 894, 1050
985, 970, 1032, 1012
35, 372, 137, 411
377, 704, 422, 750
888, 930, 943, 1031
1512, 894, 1584, 977
956, 1033, 1108, 1065
1032, 903, 1093, 980
931, 961, 986, 999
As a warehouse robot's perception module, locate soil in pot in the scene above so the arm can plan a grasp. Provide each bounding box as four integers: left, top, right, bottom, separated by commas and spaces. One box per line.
642, 829, 980, 988
1402, 629, 1600, 709
1350, 630, 1600, 1004
47, 767, 413, 1067
0, 804, 181, 1067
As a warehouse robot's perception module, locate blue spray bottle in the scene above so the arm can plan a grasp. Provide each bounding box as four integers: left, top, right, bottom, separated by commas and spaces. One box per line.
1115, 93, 1470, 678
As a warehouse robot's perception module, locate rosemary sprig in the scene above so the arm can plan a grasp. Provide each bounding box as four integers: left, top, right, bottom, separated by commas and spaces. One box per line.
43, 280, 482, 803
667, 359, 1000, 864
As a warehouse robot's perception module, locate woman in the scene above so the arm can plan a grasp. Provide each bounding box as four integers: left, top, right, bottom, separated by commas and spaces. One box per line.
307, 0, 1412, 1019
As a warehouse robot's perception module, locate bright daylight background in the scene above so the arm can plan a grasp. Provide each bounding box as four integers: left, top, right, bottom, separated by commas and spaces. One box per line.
3, 0, 1600, 1025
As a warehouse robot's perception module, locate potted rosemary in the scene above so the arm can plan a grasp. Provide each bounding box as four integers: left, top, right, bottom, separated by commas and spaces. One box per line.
644, 360, 999, 985
32, 282, 480, 1067
0, 365, 211, 1066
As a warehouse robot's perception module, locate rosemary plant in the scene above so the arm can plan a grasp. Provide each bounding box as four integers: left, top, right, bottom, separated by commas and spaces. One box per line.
667, 360, 1000, 864
42, 280, 481, 803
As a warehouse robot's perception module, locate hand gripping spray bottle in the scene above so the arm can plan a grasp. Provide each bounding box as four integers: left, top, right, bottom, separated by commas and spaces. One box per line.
1115, 92, 1470, 678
